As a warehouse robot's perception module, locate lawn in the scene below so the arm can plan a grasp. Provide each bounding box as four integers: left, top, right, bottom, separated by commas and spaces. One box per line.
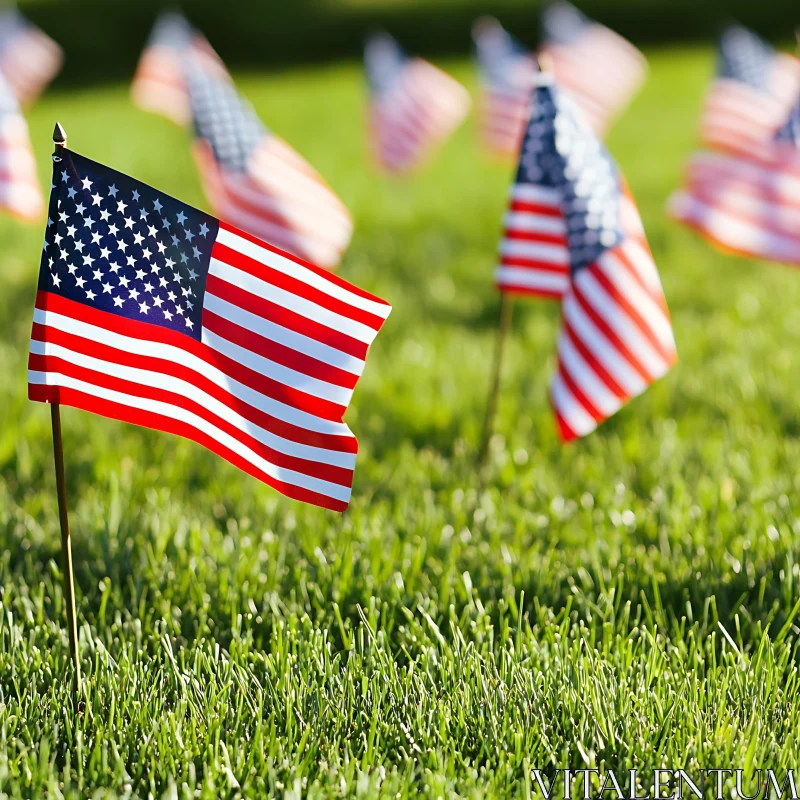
1, 48, 800, 798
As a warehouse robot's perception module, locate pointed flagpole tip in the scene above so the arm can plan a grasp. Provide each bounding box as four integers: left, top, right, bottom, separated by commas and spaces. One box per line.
53, 122, 67, 145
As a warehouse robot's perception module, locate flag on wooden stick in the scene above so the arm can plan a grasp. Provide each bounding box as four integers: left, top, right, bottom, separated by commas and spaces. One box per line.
131, 10, 229, 127
29, 146, 390, 511
540, 2, 646, 136
472, 17, 537, 157
365, 32, 470, 174
496, 76, 676, 441
0, 70, 43, 221
186, 61, 354, 270
0, 8, 62, 105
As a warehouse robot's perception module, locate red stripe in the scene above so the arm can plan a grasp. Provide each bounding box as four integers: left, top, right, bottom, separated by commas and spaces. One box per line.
557, 363, 603, 423
28, 383, 348, 512
202, 310, 358, 390
30, 319, 357, 454
499, 255, 569, 273
217, 221, 384, 308
561, 320, 628, 401
29, 352, 354, 487
508, 200, 563, 217
612, 246, 670, 318
552, 405, 579, 443
502, 229, 568, 246
211, 241, 385, 332
497, 284, 563, 300
205, 274, 368, 360
34, 292, 348, 422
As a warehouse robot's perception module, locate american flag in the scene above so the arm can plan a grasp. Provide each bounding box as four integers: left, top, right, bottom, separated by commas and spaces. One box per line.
668, 96, 800, 267
365, 32, 470, 174
472, 18, 537, 158
498, 78, 676, 440
0, 70, 43, 221
29, 148, 391, 511
540, 2, 646, 136
187, 63, 354, 271
131, 10, 229, 127
698, 25, 800, 159
0, 8, 62, 106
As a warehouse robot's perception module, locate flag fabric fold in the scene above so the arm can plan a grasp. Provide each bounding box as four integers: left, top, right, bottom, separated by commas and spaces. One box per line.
0, 71, 43, 221
132, 10, 230, 127
540, 1, 646, 136
0, 8, 62, 105
365, 32, 470, 174
186, 62, 354, 270
472, 17, 537, 157
29, 148, 390, 511
497, 77, 676, 440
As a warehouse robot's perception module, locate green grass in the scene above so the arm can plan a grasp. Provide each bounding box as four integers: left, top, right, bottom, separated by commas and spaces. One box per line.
2, 48, 800, 798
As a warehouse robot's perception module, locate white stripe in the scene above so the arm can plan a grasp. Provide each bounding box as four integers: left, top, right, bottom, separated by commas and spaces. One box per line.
203, 291, 365, 376
557, 331, 620, 416
494, 266, 569, 294
28, 369, 351, 503
562, 292, 647, 396
621, 239, 664, 296
33, 307, 352, 436
550, 372, 597, 437
30, 338, 356, 470
499, 239, 569, 264
511, 184, 561, 205
503, 210, 567, 235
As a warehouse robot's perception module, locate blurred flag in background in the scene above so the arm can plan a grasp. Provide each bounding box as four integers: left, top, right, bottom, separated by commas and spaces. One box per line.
540, 1, 646, 136
365, 32, 470, 174
187, 63, 353, 270
498, 76, 676, 440
472, 17, 536, 158
132, 10, 229, 127
0, 70, 42, 220
0, 8, 62, 105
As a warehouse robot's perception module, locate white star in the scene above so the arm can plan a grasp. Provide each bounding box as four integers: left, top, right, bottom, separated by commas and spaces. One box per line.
172, 271, 182, 284
199, 222, 209, 237
67, 186, 77, 200
159, 277, 168, 288
176, 305, 185, 316
109, 223, 119, 237
163, 309, 173, 321
186, 300, 194, 310
58, 248, 67, 261
66, 225, 76, 238
47, 216, 53, 228
188, 268, 198, 281
48, 257, 54, 268
113, 296, 124, 307
102, 282, 113, 293
133, 232, 144, 245
150, 262, 161, 274
117, 239, 128, 253
176, 210, 187, 225
135, 268, 145, 279
157, 242, 166, 254
82, 254, 95, 267
108, 184, 118, 198
124, 217, 135, 230
51, 273, 61, 287
185, 318, 194, 330
142, 247, 152, 260
54, 232, 63, 246
109, 262, 122, 274
138, 301, 149, 315
99, 247, 110, 260
119, 275, 130, 288
181, 286, 191, 298
147, 225, 158, 238
75, 275, 86, 288
127, 256, 137, 268
85, 289, 97, 301
67, 263, 77, 275
75, 203, 85, 215
144, 282, 154, 293
153, 199, 163, 213
59, 211, 68, 223
128, 288, 140, 301
165, 258, 175, 269
139, 209, 149, 221
60, 170, 69, 183
91, 232, 101, 245
83, 216, 95, 229
185, 228, 195, 242
132, 189, 140, 202
171, 234, 180, 247
74, 241, 85, 253
192, 246, 201, 260
162, 217, 171, 230
167, 290, 176, 303
117, 200, 127, 214
81, 177, 92, 190
99, 209, 110, 222
180, 252, 188, 264
92, 193, 102, 206
153, 296, 164, 308
92, 268, 103, 281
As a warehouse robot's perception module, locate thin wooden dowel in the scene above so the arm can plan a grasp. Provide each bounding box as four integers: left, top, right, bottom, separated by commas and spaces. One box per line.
477, 293, 514, 471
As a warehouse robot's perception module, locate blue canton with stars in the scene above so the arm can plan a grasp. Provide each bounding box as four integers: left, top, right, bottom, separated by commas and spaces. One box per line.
364, 33, 408, 97
40, 149, 219, 341
717, 26, 773, 90
541, 2, 589, 46
775, 95, 800, 148
516, 81, 624, 272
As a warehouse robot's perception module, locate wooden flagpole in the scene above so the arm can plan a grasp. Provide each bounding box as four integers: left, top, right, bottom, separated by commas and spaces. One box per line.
50, 121, 81, 702
477, 292, 513, 471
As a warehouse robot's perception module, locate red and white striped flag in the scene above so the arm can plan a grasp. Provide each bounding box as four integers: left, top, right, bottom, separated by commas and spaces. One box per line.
365, 32, 470, 174
697, 25, 800, 159
0, 8, 62, 106
0, 71, 42, 221
30, 148, 390, 511
668, 97, 800, 266
187, 62, 353, 270
472, 17, 537, 157
540, 2, 646, 136
131, 10, 229, 127
497, 77, 676, 440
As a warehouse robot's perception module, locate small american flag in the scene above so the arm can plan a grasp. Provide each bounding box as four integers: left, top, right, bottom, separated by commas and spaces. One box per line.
29, 148, 391, 511
498, 78, 676, 440
540, 2, 646, 136
668, 96, 800, 267
698, 26, 800, 159
131, 10, 229, 127
365, 32, 470, 174
187, 62, 354, 271
0, 8, 62, 106
472, 17, 537, 157
0, 71, 43, 221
